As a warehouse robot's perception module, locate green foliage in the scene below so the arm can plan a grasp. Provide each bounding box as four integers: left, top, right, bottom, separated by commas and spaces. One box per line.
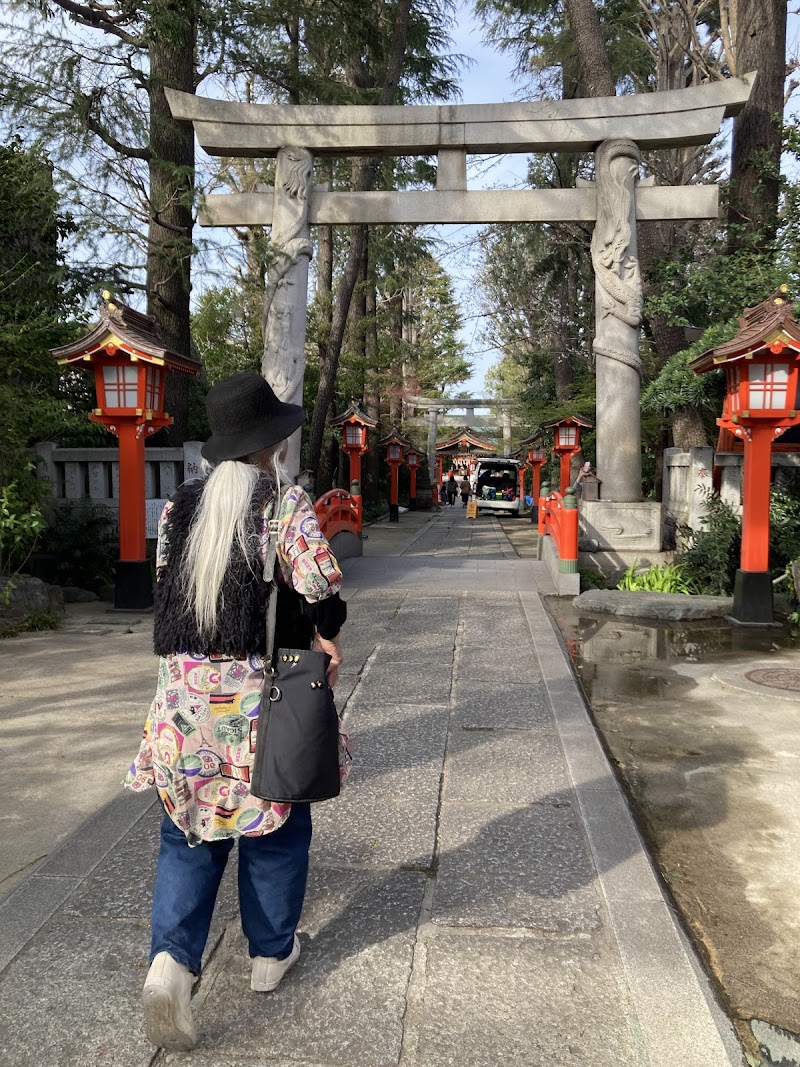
641, 320, 738, 417
676, 492, 741, 596
192, 285, 262, 385
769, 484, 800, 576
617, 561, 697, 594
0, 479, 46, 577
579, 567, 607, 591
0, 609, 62, 639
678, 483, 800, 597
38, 501, 117, 593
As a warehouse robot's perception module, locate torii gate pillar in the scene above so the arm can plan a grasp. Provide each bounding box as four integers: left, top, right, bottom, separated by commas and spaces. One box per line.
591, 139, 643, 503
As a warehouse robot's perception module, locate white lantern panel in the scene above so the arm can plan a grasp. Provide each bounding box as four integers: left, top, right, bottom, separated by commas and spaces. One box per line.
103, 364, 138, 408
388, 444, 401, 460
558, 426, 577, 446
748, 363, 788, 410
345, 424, 362, 446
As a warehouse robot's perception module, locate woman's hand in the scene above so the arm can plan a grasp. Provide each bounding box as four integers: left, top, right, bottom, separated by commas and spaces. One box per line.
312, 633, 343, 688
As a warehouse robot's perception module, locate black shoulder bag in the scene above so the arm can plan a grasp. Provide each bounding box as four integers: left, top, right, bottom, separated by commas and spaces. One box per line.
249, 493, 341, 804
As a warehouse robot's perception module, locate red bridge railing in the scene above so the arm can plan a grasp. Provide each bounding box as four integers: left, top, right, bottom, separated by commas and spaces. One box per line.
315, 489, 362, 540
537, 487, 578, 574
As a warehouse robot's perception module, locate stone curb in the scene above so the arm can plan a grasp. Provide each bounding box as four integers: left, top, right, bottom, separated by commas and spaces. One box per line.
520, 592, 744, 1067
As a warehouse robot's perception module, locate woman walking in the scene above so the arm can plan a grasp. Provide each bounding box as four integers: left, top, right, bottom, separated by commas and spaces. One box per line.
125, 372, 349, 1052
446, 474, 458, 507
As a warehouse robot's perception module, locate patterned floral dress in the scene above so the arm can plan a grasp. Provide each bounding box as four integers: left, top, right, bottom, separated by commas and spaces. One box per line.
125, 485, 351, 845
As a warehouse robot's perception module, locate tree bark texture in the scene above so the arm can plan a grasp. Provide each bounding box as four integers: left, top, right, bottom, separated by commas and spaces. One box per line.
147, 0, 196, 444
727, 0, 787, 251
563, 0, 615, 98
671, 405, 710, 451
307, 0, 414, 474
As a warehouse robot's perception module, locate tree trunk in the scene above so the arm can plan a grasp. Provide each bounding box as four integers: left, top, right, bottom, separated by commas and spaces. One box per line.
364, 233, 381, 498
727, 0, 787, 252
307, 0, 414, 472
146, 0, 195, 444
563, 0, 615, 98
554, 256, 577, 401
672, 405, 709, 451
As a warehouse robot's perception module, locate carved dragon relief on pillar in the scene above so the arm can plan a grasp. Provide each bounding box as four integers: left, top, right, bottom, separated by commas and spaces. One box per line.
591, 138, 643, 377
261, 146, 314, 405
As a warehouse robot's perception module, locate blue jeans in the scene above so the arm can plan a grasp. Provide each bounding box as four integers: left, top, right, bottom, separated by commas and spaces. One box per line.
150, 804, 312, 976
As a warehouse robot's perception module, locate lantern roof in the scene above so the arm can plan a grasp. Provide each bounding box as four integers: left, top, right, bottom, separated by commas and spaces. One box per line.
517, 430, 544, 447
51, 292, 200, 376
435, 426, 497, 454
405, 444, 426, 459
541, 414, 593, 430
329, 400, 378, 429
377, 426, 413, 449
691, 287, 800, 374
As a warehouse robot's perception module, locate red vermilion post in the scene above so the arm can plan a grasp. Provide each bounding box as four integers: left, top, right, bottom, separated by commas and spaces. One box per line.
409, 466, 417, 502
740, 425, 773, 572
348, 448, 362, 492
532, 462, 542, 501
559, 452, 572, 494
389, 462, 400, 519
116, 422, 147, 562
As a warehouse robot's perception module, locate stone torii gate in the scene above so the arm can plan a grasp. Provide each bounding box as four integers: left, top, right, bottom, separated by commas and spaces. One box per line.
403, 395, 515, 471
167, 75, 753, 548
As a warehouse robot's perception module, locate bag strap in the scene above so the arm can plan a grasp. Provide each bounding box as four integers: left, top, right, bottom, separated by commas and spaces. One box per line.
262, 485, 289, 672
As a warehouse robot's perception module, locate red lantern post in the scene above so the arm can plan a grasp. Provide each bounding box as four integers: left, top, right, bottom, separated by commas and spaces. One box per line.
378, 428, 412, 522
542, 416, 592, 494
330, 402, 378, 503
406, 447, 425, 510
691, 287, 800, 624
51, 293, 199, 609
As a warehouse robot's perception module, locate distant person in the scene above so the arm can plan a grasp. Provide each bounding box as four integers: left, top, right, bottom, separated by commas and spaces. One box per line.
460, 477, 471, 506
571, 461, 595, 498
446, 475, 458, 507
439, 481, 447, 505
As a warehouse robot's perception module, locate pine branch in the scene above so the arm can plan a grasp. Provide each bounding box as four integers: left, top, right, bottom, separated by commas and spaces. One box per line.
79, 91, 150, 160
48, 0, 143, 47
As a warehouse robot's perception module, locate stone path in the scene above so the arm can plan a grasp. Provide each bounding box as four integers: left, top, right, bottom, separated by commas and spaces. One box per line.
0, 507, 745, 1066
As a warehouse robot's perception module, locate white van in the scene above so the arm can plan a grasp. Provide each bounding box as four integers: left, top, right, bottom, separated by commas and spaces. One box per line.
474, 458, 526, 516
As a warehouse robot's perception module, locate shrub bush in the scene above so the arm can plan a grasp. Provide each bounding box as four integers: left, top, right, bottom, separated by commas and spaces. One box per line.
37, 501, 117, 594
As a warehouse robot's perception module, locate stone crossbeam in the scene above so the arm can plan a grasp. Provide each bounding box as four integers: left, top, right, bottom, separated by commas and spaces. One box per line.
200, 186, 719, 228
167, 75, 753, 157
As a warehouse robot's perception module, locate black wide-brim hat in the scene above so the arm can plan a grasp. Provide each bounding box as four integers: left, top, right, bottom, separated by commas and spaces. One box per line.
201, 372, 306, 463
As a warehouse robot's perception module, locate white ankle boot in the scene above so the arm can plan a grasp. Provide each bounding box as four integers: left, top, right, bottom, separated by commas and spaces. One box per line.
251, 935, 301, 992
142, 951, 197, 1051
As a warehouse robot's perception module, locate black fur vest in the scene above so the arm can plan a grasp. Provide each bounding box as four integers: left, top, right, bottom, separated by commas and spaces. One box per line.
152, 477, 313, 657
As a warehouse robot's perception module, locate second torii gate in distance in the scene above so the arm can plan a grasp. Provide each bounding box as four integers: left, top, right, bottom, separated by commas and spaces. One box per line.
167, 74, 753, 552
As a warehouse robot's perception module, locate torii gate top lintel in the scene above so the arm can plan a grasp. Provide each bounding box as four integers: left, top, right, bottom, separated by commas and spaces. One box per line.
166, 74, 753, 158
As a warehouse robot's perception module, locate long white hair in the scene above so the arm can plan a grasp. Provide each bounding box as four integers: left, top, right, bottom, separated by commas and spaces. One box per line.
182, 442, 290, 637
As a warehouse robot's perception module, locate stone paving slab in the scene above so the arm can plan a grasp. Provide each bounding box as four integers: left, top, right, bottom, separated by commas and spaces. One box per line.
443, 726, 571, 804
415, 931, 642, 1067
0, 918, 156, 1067
454, 679, 553, 729
350, 662, 452, 704
183, 868, 426, 1067
311, 762, 443, 870
432, 800, 602, 932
